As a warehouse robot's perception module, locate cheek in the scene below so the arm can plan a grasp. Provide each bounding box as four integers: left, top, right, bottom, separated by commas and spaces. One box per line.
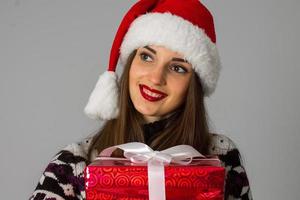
129, 61, 139, 83
129, 68, 136, 96
169, 77, 191, 97
129, 63, 143, 97
129, 61, 149, 84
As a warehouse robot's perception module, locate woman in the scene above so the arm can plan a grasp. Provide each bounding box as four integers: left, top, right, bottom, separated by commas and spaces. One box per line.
30, 0, 252, 199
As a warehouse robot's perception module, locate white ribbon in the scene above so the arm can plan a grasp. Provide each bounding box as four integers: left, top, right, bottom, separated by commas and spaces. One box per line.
99, 142, 205, 200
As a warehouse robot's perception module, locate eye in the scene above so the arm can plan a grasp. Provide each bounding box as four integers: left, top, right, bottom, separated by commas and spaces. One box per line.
140, 52, 153, 62
170, 64, 187, 74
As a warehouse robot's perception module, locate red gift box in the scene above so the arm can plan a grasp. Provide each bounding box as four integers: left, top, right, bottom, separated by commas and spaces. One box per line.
84, 143, 225, 200
85, 142, 225, 200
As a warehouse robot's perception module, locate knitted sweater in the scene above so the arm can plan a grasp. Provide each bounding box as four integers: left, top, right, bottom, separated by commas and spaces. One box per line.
30, 133, 252, 200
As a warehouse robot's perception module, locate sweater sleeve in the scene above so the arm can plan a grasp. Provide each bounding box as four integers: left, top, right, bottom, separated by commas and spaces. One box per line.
210, 134, 253, 200
29, 143, 89, 200
219, 148, 253, 200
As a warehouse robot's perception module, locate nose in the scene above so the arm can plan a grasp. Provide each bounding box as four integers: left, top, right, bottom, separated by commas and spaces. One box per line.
148, 64, 166, 85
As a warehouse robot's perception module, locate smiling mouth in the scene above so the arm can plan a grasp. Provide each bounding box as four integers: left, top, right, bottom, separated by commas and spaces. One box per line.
139, 84, 167, 102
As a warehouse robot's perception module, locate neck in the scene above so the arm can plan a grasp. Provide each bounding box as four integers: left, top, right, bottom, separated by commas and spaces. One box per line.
142, 111, 177, 124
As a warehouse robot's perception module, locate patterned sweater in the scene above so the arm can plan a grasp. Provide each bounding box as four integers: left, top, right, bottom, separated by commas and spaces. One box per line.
30, 133, 252, 200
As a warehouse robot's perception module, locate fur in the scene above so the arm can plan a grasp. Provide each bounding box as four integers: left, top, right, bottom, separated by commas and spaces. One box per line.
84, 71, 119, 120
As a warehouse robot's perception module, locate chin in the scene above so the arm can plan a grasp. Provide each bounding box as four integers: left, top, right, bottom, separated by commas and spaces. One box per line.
134, 103, 162, 116
135, 106, 158, 116
131, 93, 171, 118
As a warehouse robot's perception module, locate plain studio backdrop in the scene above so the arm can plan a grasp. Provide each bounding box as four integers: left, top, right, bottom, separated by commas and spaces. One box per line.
1, 0, 299, 199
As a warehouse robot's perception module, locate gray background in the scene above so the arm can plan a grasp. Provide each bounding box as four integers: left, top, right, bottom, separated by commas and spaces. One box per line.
1, 0, 299, 199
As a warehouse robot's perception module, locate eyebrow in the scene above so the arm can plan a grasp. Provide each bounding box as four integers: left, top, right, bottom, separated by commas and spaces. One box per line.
143, 46, 189, 63
172, 58, 189, 63
144, 46, 156, 54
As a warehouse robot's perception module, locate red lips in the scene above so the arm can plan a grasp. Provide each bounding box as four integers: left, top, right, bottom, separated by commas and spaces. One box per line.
139, 84, 167, 102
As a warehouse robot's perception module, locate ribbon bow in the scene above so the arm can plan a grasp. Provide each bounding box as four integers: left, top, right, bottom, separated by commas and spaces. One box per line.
99, 142, 205, 200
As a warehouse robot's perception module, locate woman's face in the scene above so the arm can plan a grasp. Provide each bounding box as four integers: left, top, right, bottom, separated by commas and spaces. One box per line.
129, 45, 193, 123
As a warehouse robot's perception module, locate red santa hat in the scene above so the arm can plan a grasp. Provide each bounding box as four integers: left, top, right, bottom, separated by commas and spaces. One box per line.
84, 0, 221, 120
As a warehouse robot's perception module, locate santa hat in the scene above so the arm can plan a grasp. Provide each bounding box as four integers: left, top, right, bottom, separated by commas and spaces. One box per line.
84, 0, 221, 120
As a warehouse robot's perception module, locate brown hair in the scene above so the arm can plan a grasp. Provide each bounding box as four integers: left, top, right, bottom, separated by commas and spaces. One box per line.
87, 50, 211, 160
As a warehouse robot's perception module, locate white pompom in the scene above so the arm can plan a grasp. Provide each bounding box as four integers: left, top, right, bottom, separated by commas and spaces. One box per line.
84, 71, 119, 120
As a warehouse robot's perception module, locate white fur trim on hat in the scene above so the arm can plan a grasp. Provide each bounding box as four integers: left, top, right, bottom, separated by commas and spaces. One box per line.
120, 13, 221, 96
84, 71, 119, 120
